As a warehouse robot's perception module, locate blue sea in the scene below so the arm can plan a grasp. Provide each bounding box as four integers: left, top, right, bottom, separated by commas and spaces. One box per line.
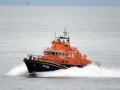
0, 6, 120, 90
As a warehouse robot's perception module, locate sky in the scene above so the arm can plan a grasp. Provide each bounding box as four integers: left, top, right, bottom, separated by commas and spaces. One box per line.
0, 0, 120, 6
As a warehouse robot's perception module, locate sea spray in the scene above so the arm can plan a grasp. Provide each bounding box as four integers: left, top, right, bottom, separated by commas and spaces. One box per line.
36, 64, 120, 77
6, 64, 120, 77
5, 64, 28, 76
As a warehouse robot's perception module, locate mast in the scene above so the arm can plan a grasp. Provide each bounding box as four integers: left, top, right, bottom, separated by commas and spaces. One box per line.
63, 28, 70, 45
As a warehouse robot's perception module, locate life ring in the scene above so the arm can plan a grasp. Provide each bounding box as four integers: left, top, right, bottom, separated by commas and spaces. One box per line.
83, 55, 87, 59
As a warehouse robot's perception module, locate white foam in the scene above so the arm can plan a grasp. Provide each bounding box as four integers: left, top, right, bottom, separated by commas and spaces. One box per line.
36, 64, 120, 77
5, 64, 28, 76
5, 64, 120, 77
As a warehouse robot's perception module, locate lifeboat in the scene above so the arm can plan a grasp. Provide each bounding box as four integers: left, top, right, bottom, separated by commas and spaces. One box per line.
23, 29, 101, 74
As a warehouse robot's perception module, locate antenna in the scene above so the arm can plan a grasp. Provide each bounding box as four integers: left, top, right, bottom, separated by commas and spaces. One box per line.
63, 28, 67, 37
63, 28, 70, 45
63, 28, 69, 37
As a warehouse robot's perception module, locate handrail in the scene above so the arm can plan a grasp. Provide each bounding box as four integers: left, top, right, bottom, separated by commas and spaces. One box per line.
27, 54, 42, 60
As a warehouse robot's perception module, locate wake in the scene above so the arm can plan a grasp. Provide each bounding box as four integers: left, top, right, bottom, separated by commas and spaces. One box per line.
5, 64, 120, 77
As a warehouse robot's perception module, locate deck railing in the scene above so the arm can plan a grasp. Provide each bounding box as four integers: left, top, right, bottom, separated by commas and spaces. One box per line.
27, 54, 42, 61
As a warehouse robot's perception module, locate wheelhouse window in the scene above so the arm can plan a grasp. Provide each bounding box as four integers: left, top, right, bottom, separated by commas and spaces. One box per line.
72, 54, 77, 58
56, 51, 58, 55
44, 51, 51, 55
59, 52, 62, 56
51, 51, 56, 55
58, 52, 68, 57
62, 53, 65, 56
44, 51, 68, 57
44, 51, 59, 55
65, 53, 68, 57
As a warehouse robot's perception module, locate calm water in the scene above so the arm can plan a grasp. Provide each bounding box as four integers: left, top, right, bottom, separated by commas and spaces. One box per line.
0, 6, 120, 90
